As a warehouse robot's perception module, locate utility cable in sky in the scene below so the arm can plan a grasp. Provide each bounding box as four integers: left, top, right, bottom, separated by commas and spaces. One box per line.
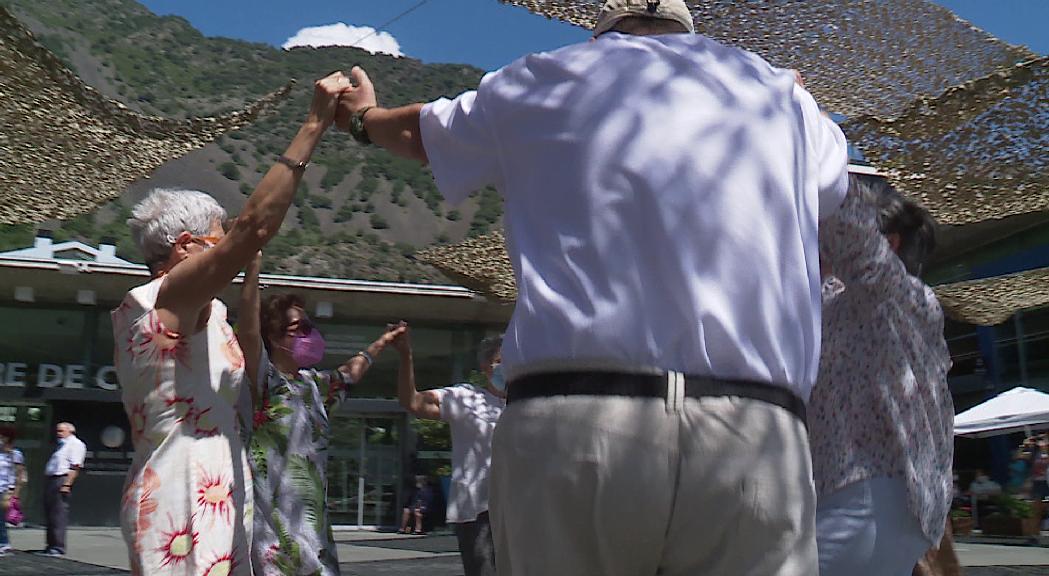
348, 0, 431, 49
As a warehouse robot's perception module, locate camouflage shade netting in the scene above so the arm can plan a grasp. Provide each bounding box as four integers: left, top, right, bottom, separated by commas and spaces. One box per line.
934, 267, 1049, 326
498, 0, 1035, 119
418, 1, 1049, 322
415, 230, 518, 302
843, 57, 1049, 226
500, 0, 1046, 225
0, 7, 292, 224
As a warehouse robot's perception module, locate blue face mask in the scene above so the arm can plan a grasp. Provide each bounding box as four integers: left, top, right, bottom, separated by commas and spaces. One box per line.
490, 363, 506, 392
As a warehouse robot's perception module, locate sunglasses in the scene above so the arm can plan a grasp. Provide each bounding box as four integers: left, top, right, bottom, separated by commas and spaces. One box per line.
190, 235, 222, 248
285, 313, 315, 336
165, 234, 222, 249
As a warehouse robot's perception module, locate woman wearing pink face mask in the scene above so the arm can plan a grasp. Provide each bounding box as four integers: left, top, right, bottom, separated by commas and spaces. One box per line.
243, 293, 403, 575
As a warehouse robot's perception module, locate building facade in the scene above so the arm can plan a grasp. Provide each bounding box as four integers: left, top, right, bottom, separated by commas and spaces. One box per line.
0, 233, 510, 528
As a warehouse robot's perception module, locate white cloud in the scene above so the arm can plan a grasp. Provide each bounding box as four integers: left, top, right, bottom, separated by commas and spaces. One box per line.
282, 22, 404, 57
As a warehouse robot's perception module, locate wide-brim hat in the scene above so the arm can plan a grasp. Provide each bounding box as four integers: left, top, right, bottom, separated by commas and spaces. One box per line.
0, 6, 292, 224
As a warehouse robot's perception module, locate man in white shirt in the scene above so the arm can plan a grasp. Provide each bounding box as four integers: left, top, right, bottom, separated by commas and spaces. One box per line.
335, 0, 848, 573
41, 422, 86, 556
392, 329, 504, 576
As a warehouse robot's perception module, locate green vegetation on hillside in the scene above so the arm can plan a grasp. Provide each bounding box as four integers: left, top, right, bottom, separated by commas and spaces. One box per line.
1, 0, 504, 282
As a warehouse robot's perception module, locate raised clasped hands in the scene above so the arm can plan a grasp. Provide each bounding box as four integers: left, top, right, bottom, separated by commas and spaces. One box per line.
307, 70, 353, 130
334, 66, 378, 132
387, 321, 411, 354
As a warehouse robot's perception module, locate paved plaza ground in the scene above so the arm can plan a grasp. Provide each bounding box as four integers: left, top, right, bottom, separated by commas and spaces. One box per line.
1, 527, 1048, 575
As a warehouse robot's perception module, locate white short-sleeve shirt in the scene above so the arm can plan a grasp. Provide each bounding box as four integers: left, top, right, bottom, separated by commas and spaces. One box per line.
0, 448, 24, 491
45, 435, 87, 476
420, 32, 849, 400
434, 384, 504, 523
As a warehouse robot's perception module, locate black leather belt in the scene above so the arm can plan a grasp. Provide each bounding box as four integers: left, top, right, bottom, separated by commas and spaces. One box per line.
507, 371, 806, 425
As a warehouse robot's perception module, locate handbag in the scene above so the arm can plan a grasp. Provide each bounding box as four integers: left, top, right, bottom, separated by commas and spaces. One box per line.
6, 495, 23, 526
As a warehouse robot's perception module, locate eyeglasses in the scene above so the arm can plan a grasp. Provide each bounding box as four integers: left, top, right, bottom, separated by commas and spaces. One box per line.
190, 235, 221, 249
165, 234, 222, 249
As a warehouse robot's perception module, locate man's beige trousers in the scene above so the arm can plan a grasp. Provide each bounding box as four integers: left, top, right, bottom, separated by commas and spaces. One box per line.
490, 391, 817, 575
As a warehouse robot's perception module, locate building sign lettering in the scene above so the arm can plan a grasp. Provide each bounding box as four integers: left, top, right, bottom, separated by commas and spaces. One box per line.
0, 362, 119, 391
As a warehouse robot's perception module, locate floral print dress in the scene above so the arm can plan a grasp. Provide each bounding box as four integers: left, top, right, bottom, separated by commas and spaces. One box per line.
249, 359, 352, 576
113, 277, 254, 576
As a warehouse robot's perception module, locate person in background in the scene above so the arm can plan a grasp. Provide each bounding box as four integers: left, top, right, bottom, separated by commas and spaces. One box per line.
0, 426, 25, 556
392, 330, 504, 576
400, 475, 434, 535
968, 471, 1002, 497
243, 289, 403, 576
113, 72, 348, 575
1031, 438, 1049, 502
40, 422, 86, 557
1008, 447, 1031, 496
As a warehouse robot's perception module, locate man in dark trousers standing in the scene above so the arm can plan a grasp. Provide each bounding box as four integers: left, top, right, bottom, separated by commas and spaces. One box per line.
41, 422, 86, 556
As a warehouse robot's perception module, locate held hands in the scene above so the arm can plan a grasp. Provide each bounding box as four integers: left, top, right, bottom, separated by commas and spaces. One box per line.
375, 321, 408, 351
387, 321, 411, 355
334, 66, 378, 132
307, 71, 353, 130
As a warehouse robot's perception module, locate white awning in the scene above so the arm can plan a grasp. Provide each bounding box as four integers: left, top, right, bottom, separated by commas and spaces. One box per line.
954, 387, 1049, 438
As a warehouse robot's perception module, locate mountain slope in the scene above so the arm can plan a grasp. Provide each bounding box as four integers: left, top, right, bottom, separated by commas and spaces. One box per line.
2, 0, 502, 283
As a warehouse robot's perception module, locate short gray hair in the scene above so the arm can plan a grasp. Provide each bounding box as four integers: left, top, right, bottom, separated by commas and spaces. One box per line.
128, 188, 227, 267
477, 335, 503, 367
58, 422, 75, 434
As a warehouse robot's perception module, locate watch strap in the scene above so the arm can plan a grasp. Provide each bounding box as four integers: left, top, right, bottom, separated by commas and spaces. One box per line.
350, 106, 375, 145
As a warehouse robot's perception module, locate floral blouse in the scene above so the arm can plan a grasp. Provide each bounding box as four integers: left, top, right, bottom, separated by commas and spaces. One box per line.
810, 185, 954, 544
249, 357, 352, 576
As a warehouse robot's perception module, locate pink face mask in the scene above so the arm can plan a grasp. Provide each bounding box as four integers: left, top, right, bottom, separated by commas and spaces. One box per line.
285, 328, 326, 368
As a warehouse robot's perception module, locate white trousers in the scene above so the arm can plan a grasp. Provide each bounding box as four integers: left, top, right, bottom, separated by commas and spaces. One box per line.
490, 390, 817, 576
816, 477, 933, 576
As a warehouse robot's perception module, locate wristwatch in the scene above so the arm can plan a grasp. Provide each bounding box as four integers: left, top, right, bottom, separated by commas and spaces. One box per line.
349, 106, 375, 145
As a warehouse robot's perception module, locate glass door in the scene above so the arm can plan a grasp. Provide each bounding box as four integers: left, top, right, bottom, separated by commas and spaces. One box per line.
327, 414, 404, 528
327, 417, 363, 525
362, 418, 401, 527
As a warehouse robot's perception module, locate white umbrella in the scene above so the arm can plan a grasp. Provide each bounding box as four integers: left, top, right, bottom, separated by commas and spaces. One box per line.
954, 387, 1049, 438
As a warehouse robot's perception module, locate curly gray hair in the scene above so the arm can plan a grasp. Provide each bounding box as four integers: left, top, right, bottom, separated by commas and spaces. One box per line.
128, 188, 227, 268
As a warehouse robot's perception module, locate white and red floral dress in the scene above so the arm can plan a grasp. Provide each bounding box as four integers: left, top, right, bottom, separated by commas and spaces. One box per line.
113, 277, 253, 576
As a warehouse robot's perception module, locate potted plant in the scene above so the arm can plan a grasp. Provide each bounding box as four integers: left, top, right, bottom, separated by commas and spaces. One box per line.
950, 508, 973, 536
981, 494, 1040, 537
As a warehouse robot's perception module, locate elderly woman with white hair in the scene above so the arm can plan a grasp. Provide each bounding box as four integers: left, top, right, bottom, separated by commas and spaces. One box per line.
112, 71, 350, 576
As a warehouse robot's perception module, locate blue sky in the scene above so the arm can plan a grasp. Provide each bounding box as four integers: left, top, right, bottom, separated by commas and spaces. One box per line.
139, 0, 1046, 71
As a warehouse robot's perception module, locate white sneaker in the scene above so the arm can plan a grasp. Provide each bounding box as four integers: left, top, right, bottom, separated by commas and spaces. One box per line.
0, 545, 11, 553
